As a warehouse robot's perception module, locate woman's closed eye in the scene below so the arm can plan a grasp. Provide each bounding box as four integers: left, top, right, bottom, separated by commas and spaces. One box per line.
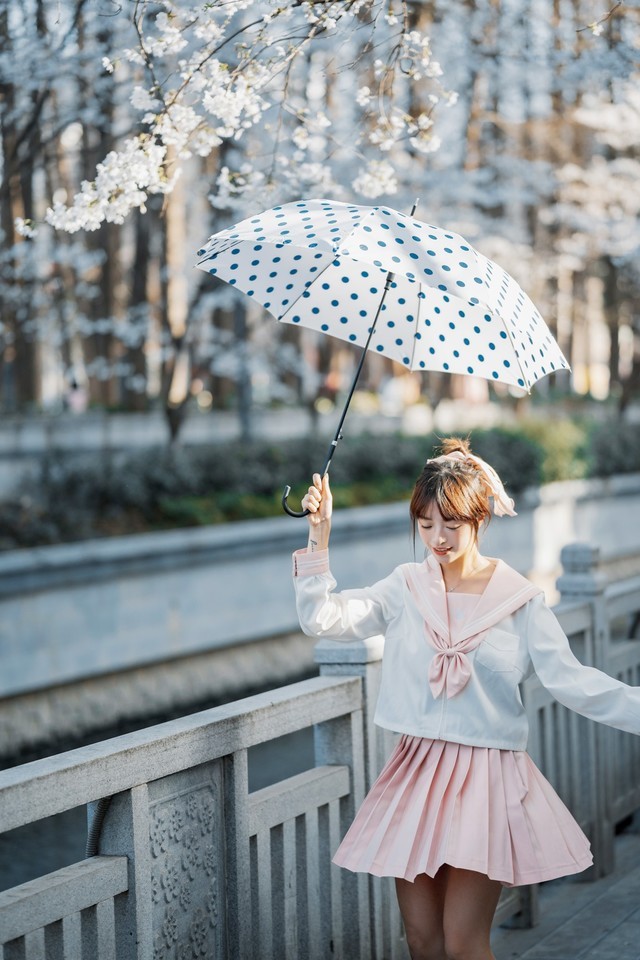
420, 523, 461, 530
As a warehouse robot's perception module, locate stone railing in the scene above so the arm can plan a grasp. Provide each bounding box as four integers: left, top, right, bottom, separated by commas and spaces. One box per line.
1, 543, 640, 958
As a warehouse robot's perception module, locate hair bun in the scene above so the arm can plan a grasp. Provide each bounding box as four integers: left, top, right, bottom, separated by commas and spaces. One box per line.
439, 436, 472, 458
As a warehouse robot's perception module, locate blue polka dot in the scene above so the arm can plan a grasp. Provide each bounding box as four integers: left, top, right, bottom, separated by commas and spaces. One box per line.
439, 334, 445, 342
503, 360, 511, 367
340, 317, 348, 324
388, 321, 395, 328
467, 366, 474, 374
443, 363, 449, 370
500, 332, 507, 340
492, 372, 498, 379
453, 350, 460, 358
312, 307, 320, 315
292, 316, 300, 323
376, 345, 384, 352
395, 338, 403, 345
321, 324, 329, 331
518, 378, 525, 386
429, 347, 436, 355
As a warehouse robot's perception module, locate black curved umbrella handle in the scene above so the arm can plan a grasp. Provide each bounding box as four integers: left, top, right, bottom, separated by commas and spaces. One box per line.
282, 484, 310, 518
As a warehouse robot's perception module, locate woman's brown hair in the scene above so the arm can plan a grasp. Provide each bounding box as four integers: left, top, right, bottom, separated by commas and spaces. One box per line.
409, 437, 493, 540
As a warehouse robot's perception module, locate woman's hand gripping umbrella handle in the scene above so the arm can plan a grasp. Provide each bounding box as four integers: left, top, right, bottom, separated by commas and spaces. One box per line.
299, 473, 333, 546
281, 438, 339, 518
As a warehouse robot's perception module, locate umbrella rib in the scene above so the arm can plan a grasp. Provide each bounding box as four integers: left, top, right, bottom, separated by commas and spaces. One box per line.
493, 308, 532, 393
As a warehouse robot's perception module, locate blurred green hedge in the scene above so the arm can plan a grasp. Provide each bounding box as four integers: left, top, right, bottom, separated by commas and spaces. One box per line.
0, 416, 638, 549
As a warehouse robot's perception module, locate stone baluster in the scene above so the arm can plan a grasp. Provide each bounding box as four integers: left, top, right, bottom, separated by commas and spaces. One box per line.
315, 636, 408, 960
556, 542, 615, 877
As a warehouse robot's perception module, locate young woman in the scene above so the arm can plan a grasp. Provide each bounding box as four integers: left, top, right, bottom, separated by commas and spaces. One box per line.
292, 437, 640, 960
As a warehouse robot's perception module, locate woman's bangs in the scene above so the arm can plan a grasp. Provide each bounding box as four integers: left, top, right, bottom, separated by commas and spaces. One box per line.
435, 488, 473, 523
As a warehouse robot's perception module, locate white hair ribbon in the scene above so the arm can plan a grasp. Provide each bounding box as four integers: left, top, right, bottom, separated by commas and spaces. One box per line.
429, 450, 517, 517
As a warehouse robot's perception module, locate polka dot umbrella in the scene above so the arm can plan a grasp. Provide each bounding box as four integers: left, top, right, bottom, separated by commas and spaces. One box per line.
196, 198, 569, 516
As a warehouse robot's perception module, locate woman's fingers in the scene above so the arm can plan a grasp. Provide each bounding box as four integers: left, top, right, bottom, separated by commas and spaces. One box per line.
302, 473, 331, 516
302, 483, 322, 512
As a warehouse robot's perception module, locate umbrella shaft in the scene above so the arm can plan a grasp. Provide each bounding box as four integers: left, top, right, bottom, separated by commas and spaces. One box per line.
321, 269, 394, 476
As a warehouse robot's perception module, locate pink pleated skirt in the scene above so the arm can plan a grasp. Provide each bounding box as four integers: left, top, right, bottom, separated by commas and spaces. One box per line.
333, 735, 593, 887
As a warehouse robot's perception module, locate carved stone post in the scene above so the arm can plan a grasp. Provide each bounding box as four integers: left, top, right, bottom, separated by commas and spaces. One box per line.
556, 542, 615, 877
96, 760, 227, 959
315, 637, 408, 960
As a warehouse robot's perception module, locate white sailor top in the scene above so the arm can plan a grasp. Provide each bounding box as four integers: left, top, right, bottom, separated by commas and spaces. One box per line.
293, 549, 640, 751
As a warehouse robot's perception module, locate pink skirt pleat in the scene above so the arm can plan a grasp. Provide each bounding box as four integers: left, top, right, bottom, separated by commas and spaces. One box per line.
332, 735, 593, 887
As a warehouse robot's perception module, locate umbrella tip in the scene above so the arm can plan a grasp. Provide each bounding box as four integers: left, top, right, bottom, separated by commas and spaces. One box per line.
411, 198, 420, 217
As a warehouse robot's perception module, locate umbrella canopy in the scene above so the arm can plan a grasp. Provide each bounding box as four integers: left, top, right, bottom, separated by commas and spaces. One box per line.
196, 198, 569, 515
196, 198, 569, 392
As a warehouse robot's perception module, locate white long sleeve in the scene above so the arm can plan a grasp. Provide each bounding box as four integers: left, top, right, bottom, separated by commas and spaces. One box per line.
526, 594, 640, 736
293, 548, 403, 642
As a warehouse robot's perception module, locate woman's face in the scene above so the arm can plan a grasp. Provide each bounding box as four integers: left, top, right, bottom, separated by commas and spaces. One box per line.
417, 501, 476, 566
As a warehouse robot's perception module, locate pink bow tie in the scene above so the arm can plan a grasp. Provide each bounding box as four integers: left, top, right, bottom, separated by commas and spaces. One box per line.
425, 625, 486, 699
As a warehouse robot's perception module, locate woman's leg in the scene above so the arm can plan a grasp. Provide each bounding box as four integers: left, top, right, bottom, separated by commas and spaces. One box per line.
395, 870, 448, 960
441, 867, 503, 960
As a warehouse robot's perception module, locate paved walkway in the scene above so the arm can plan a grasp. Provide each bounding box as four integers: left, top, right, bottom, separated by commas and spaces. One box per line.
492, 827, 640, 959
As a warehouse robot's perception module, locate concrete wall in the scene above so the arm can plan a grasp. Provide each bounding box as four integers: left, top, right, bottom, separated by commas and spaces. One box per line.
1, 473, 639, 758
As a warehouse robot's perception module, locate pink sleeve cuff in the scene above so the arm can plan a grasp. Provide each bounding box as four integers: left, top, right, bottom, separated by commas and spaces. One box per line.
292, 548, 330, 578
